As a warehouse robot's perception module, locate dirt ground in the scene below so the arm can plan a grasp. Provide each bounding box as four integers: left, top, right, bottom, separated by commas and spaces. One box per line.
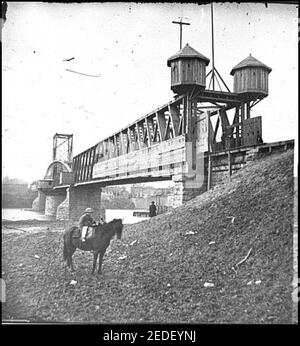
1, 150, 295, 323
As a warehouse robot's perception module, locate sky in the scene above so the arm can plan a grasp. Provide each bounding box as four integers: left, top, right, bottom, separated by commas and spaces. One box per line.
2, 2, 298, 183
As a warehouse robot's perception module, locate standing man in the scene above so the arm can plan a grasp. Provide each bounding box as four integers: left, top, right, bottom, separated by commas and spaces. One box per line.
149, 201, 157, 218
79, 207, 96, 242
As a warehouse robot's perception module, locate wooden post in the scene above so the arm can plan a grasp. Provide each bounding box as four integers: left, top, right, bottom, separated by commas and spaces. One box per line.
168, 104, 180, 137
120, 131, 125, 154
84, 150, 91, 181
207, 155, 212, 190
207, 111, 212, 190
156, 112, 166, 142
192, 99, 197, 170
246, 101, 251, 119
219, 109, 230, 149
145, 119, 153, 146
127, 128, 132, 152
231, 107, 239, 140
228, 151, 232, 180
73, 156, 78, 182
86, 148, 93, 181
182, 96, 187, 135
207, 111, 211, 153
241, 104, 245, 146
186, 94, 193, 141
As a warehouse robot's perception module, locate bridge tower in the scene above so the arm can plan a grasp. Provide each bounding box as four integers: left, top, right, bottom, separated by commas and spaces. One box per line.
32, 134, 74, 215
53, 133, 73, 165
50, 133, 73, 187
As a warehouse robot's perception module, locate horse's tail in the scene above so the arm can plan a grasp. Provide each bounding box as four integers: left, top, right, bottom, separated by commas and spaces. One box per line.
63, 228, 73, 261
63, 227, 78, 260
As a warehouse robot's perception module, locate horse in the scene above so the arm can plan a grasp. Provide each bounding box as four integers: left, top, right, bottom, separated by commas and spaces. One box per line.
63, 218, 123, 274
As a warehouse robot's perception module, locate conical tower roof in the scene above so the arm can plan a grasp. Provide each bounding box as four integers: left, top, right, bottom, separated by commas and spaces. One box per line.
167, 43, 210, 67
230, 54, 272, 75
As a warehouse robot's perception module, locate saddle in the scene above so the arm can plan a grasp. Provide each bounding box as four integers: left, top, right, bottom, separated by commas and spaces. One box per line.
85, 227, 95, 240
73, 226, 95, 240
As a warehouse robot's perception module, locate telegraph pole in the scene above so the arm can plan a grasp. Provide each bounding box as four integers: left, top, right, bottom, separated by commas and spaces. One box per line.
172, 18, 190, 49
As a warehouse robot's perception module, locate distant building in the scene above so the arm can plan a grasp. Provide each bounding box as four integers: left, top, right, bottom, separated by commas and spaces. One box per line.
102, 186, 130, 198
130, 185, 172, 198
129, 184, 173, 213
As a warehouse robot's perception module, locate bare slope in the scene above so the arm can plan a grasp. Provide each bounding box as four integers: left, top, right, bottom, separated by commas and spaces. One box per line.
2, 150, 294, 323
121, 149, 294, 323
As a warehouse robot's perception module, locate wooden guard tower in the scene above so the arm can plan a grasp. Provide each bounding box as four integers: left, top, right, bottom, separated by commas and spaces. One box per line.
167, 43, 210, 94
230, 54, 272, 100
166, 42, 272, 153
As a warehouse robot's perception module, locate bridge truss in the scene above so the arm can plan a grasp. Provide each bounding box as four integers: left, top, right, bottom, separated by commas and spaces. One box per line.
72, 89, 262, 185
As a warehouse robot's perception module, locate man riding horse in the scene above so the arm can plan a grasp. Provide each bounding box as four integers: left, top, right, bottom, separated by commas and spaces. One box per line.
79, 207, 97, 242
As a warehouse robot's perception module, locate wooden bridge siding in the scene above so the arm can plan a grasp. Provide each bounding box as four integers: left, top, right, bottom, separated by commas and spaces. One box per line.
91, 112, 208, 184
71, 90, 244, 184
92, 135, 187, 182
73, 145, 97, 183
72, 95, 189, 183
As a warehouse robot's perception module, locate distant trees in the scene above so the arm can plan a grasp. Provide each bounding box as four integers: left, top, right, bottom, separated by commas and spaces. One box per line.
2, 177, 37, 208
2, 176, 28, 185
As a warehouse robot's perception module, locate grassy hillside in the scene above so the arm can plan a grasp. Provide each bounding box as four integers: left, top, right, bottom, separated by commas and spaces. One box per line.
2, 150, 294, 323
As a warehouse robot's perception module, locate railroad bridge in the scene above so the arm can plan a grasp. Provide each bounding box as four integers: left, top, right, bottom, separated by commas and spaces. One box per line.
33, 44, 294, 221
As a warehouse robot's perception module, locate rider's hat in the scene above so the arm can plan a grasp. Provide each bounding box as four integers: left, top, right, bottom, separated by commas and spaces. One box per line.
85, 207, 94, 213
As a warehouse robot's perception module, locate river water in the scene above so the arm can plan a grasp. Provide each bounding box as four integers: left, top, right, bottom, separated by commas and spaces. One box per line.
105, 209, 149, 224
2, 208, 55, 221
1, 208, 148, 224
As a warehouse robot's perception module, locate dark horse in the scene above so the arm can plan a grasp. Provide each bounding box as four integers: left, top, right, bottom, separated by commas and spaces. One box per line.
63, 219, 123, 274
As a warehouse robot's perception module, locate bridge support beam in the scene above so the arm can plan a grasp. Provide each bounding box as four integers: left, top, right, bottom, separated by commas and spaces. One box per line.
32, 190, 46, 212
56, 185, 103, 221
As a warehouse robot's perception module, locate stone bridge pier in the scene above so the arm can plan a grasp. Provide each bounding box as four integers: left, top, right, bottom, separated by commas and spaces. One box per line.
172, 172, 208, 208
32, 185, 103, 222
32, 190, 46, 213
56, 185, 103, 222
171, 141, 208, 208
45, 191, 66, 217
